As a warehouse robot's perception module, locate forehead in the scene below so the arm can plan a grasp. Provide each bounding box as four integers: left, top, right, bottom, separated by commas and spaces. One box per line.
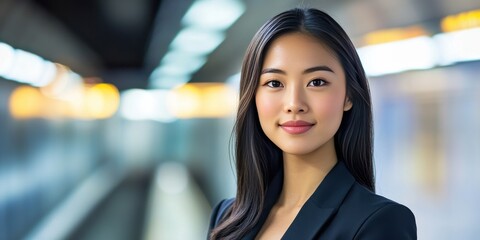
262, 32, 341, 68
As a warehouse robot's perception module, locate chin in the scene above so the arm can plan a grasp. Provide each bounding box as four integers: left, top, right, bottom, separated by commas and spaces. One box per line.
279, 145, 321, 156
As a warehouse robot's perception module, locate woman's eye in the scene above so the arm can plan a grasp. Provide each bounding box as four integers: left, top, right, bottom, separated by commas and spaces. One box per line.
308, 79, 327, 87
266, 80, 283, 88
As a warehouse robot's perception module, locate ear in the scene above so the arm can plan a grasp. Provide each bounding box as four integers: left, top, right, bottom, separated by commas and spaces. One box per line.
343, 97, 353, 111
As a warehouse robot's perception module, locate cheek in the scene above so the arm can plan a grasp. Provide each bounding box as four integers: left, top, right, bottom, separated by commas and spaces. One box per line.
313, 94, 346, 121
255, 93, 278, 122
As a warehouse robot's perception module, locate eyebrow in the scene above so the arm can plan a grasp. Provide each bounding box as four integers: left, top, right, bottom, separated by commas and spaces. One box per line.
261, 65, 335, 75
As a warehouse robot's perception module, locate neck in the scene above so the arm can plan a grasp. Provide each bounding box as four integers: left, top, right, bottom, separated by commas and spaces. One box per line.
278, 141, 338, 208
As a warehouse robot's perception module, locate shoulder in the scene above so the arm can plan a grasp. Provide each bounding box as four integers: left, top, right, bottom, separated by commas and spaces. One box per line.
354, 203, 417, 239
346, 183, 417, 239
208, 198, 235, 230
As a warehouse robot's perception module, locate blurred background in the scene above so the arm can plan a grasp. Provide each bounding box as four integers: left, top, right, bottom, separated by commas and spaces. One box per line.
1, 0, 480, 239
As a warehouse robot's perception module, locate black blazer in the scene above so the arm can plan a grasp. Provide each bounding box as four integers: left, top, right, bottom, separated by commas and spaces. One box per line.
209, 161, 417, 239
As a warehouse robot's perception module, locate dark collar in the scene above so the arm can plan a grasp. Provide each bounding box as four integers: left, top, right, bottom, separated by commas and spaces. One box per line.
242, 161, 355, 240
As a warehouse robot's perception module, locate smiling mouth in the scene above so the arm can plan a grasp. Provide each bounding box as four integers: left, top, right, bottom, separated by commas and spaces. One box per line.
279, 120, 315, 134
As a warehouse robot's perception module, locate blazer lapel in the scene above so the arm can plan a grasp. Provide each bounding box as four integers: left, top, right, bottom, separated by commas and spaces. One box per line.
282, 161, 355, 240
242, 161, 355, 240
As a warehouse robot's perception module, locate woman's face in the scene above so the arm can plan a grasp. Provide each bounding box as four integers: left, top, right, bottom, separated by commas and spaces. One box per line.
255, 32, 351, 157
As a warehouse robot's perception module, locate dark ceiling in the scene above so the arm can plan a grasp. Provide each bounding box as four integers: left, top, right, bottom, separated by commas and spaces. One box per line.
33, 0, 162, 69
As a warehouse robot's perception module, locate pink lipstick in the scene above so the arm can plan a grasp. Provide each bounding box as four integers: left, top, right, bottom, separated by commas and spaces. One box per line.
280, 120, 314, 134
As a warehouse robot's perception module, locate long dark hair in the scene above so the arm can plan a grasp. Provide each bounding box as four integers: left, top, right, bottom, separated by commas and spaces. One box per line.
210, 8, 374, 239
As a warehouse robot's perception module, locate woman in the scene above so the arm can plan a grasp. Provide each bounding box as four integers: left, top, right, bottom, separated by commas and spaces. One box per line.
208, 8, 416, 240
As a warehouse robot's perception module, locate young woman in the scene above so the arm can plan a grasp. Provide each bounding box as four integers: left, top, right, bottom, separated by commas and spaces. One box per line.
208, 8, 416, 240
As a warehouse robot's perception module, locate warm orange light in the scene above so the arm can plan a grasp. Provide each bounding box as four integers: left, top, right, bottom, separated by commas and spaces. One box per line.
362, 26, 428, 46
9, 86, 43, 118
83, 83, 120, 119
169, 83, 237, 118
441, 9, 480, 32
9, 82, 120, 120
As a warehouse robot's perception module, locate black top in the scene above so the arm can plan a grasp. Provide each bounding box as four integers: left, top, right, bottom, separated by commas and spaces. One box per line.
209, 161, 417, 239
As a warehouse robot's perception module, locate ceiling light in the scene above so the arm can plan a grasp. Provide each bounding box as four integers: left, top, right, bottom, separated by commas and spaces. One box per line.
0, 42, 15, 75
149, 51, 208, 89
434, 28, 480, 65
149, 74, 191, 89
182, 0, 245, 31
358, 36, 436, 76
4, 49, 46, 85
33, 61, 57, 87
160, 51, 207, 75
120, 89, 176, 122
171, 27, 225, 55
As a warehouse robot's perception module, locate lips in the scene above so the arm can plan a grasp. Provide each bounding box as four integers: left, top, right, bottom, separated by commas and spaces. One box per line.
279, 120, 314, 134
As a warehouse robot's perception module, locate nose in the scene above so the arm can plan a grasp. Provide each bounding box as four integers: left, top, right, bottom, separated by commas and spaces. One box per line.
283, 86, 308, 114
